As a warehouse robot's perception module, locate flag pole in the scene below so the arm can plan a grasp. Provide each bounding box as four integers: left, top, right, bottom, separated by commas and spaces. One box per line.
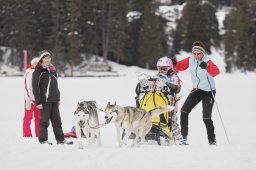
23, 50, 27, 73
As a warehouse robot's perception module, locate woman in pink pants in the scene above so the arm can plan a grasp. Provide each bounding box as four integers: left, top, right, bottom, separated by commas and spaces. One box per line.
23, 57, 40, 137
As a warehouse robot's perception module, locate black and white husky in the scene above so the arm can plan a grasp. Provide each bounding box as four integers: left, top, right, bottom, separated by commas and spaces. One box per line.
104, 102, 174, 147
74, 101, 102, 149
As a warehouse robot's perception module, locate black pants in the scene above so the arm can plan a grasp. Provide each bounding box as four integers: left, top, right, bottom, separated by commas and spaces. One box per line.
39, 102, 64, 142
180, 89, 216, 143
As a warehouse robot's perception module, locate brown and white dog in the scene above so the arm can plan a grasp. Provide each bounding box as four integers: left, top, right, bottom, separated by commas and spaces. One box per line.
104, 102, 174, 147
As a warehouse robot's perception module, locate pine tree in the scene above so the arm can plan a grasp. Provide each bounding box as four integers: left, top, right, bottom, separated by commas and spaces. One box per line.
223, 0, 256, 72
66, 0, 82, 76
34, 0, 53, 50
173, 0, 220, 53
123, 0, 144, 66
0, 0, 11, 47
223, 13, 236, 72
172, 7, 187, 54
171, 0, 185, 5
246, 0, 256, 71
138, 1, 166, 69
0, 0, 40, 68
94, 0, 128, 64
107, 0, 128, 63
79, 0, 99, 57
219, 0, 231, 6
99, 0, 110, 62
123, 15, 141, 66
45, 0, 68, 72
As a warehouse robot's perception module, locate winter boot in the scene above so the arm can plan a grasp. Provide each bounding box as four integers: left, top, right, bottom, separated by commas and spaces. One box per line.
208, 134, 216, 146
40, 140, 53, 145
180, 135, 188, 145
209, 141, 216, 145
168, 136, 175, 145
57, 139, 73, 145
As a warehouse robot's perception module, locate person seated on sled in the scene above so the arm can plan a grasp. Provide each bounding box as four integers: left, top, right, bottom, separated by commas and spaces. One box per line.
153, 56, 181, 104
152, 56, 183, 144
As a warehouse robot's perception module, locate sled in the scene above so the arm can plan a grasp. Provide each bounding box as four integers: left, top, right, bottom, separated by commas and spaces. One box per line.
124, 73, 176, 145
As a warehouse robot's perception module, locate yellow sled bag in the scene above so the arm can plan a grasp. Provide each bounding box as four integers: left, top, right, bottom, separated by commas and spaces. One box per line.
139, 90, 171, 135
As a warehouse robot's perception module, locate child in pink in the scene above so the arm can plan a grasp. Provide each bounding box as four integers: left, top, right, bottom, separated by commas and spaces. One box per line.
23, 57, 40, 137
152, 56, 183, 144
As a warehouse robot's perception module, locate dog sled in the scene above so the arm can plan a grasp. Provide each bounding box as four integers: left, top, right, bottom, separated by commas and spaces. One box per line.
130, 73, 180, 145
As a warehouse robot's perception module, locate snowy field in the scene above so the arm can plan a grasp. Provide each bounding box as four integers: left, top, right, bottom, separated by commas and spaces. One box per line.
1, 53, 256, 170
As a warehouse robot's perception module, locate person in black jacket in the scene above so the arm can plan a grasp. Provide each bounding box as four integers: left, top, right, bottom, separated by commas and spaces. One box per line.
32, 50, 72, 145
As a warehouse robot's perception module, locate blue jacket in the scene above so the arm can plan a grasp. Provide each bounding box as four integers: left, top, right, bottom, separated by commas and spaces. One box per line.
189, 56, 215, 91
174, 55, 220, 92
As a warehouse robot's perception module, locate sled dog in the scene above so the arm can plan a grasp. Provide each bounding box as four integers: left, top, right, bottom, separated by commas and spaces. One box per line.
104, 102, 174, 147
74, 101, 102, 149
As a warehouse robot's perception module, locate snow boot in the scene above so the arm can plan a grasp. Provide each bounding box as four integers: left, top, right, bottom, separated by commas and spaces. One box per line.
208, 134, 216, 145
57, 139, 73, 145
40, 140, 53, 145
180, 136, 188, 145
209, 140, 216, 145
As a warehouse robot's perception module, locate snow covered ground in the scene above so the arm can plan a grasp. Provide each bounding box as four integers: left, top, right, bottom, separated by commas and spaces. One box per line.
0, 51, 256, 170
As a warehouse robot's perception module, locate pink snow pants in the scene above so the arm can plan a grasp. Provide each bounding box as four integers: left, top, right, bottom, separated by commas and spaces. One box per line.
23, 101, 40, 137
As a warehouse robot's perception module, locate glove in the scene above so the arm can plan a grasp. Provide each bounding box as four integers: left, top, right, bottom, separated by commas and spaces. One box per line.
168, 83, 177, 90
166, 83, 181, 94
199, 61, 208, 69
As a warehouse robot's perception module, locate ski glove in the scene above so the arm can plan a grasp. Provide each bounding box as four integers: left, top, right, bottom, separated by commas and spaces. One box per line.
166, 83, 181, 94
168, 83, 177, 90
199, 61, 208, 69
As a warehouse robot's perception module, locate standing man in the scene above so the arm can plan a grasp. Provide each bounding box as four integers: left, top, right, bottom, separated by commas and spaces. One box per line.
173, 41, 220, 145
32, 50, 72, 145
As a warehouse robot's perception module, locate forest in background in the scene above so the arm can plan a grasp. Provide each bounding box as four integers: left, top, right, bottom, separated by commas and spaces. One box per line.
0, 0, 255, 74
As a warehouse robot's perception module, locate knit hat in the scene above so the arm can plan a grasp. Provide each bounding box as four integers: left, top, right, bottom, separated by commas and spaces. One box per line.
38, 50, 51, 61
192, 41, 205, 54
30, 57, 40, 65
192, 46, 205, 54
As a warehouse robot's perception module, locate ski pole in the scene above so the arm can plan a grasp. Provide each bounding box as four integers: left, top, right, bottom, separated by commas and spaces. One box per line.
206, 76, 230, 144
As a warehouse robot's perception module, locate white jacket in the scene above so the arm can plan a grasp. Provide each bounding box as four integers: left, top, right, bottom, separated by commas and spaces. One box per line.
24, 68, 35, 101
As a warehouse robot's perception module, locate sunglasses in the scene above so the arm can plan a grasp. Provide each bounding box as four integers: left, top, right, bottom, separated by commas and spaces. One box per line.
159, 67, 169, 72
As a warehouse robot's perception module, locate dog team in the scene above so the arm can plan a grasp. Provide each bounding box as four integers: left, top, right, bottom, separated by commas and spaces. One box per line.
23, 41, 220, 148
74, 101, 174, 149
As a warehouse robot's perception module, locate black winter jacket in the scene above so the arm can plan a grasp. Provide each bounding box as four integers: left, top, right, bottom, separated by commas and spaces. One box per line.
32, 64, 60, 105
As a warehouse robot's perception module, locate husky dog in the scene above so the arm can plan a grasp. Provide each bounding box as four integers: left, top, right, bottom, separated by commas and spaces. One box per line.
104, 102, 174, 147
74, 101, 102, 149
